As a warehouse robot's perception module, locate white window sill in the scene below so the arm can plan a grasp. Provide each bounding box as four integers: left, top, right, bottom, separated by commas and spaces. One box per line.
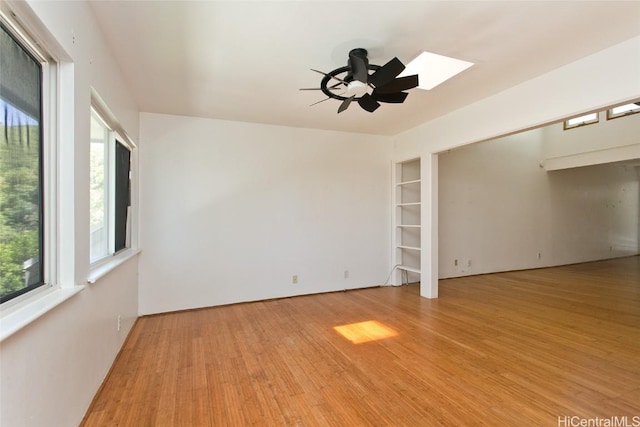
0, 285, 85, 342
88, 248, 141, 284
0, 249, 140, 342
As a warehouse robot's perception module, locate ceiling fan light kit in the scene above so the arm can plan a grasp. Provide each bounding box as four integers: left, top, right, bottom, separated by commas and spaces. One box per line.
301, 48, 420, 114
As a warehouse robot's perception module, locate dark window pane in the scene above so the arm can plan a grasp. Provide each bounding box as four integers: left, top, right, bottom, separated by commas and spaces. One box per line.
0, 23, 44, 303
114, 141, 130, 253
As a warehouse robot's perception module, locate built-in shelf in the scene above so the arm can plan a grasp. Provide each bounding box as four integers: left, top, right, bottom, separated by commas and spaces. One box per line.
394, 158, 422, 286
396, 179, 421, 186
397, 265, 421, 274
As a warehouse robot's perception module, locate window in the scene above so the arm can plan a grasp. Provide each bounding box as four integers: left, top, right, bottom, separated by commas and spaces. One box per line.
90, 109, 131, 263
0, 21, 46, 303
607, 102, 640, 120
563, 112, 599, 130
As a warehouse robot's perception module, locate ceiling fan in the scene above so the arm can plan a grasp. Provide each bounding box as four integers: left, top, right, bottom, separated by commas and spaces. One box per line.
301, 48, 419, 114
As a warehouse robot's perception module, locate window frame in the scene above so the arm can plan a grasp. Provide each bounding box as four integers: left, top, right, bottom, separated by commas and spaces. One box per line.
606, 102, 640, 120
89, 105, 134, 266
563, 112, 599, 130
90, 108, 113, 263
0, 13, 52, 304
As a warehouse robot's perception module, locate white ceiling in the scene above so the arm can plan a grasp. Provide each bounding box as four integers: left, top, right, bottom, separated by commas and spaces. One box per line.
89, 1, 640, 136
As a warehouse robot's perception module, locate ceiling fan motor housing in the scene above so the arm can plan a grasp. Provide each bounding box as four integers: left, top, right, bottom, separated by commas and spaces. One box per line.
349, 48, 368, 60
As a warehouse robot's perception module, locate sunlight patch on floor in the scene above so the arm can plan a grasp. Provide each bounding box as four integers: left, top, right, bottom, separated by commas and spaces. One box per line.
333, 320, 398, 344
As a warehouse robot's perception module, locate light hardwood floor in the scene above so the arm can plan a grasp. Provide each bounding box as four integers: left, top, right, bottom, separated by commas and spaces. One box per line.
82, 256, 640, 426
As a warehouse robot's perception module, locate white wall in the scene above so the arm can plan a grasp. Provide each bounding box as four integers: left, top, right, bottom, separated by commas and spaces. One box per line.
0, 259, 138, 426
0, 2, 139, 426
139, 113, 392, 315
438, 128, 639, 278
542, 110, 640, 170
393, 35, 640, 296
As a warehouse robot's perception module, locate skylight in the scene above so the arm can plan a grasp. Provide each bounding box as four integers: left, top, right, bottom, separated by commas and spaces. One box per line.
399, 51, 474, 90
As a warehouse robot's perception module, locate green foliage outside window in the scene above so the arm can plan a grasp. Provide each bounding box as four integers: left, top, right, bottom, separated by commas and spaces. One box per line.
0, 124, 41, 298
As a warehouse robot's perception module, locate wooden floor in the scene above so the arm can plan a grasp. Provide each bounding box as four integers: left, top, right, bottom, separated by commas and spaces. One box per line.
82, 257, 640, 426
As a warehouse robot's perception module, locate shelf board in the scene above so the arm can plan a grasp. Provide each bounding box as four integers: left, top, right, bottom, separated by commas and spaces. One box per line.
396, 179, 421, 186
397, 265, 421, 274
396, 202, 421, 207
397, 245, 421, 251
396, 224, 421, 228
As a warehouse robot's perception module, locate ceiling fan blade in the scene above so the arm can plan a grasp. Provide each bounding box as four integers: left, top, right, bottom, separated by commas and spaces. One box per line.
311, 69, 348, 85
369, 57, 405, 88
337, 96, 355, 113
299, 87, 341, 91
348, 49, 369, 83
309, 97, 332, 107
371, 91, 408, 103
374, 75, 419, 94
357, 93, 380, 112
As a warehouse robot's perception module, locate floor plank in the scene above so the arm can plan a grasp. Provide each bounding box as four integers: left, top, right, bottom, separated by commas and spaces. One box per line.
82, 256, 640, 426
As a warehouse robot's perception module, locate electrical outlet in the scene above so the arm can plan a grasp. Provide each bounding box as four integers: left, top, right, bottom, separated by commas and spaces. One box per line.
454, 259, 458, 266
344, 270, 349, 279
117, 315, 121, 332
292, 275, 298, 284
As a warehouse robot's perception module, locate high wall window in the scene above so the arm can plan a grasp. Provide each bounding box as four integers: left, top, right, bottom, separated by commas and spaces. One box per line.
607, 103, 640, 120
563, 112, 599, 130
563, 102, 640, 130
90, 109, 131, 263
0, 22, 45, 303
